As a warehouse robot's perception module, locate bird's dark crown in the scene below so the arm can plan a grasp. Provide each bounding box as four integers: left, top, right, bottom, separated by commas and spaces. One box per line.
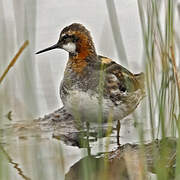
60, 23, 90, 37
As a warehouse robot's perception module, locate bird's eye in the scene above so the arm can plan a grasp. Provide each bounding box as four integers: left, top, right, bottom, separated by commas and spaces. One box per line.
60, 34, 79, 44
61, 34, 69, 41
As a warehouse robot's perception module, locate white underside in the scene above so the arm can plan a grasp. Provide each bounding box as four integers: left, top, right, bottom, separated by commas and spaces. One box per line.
64, 90, 142, 123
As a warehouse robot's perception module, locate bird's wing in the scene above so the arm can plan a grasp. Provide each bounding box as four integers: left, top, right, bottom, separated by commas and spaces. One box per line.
98, 55, 142, 92
97, 55, 145, 106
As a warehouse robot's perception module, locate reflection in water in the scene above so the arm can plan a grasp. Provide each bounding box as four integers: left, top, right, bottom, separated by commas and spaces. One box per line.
65, 138, 176, 180
0, 145, 31, 180
0, 118, 87, 180
0, 115, 177, 180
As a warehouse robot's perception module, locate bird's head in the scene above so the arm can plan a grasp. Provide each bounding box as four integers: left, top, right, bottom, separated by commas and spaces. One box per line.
36, 23, 96, 59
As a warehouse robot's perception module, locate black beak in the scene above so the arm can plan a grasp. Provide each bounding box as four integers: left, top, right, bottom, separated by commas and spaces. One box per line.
36, 43, 59, 54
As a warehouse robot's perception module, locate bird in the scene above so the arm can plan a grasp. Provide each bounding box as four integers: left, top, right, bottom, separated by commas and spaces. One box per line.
36, 23, 145, 145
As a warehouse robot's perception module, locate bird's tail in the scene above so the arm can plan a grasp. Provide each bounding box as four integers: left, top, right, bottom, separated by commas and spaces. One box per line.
134, 72, 145, 91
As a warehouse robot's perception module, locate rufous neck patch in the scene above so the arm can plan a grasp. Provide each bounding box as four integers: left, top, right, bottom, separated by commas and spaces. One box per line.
76, 33, 95, 59
69, 57, 87, 73
68, 32, 96, 74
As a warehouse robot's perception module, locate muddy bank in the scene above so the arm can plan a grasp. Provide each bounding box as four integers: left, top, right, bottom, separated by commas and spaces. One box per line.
65, 138, 176, 180
36, 107, 115, 146
36, 107, 176, 180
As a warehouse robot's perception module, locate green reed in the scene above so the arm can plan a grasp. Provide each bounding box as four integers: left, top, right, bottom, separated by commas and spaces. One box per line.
137, 0, 180, 179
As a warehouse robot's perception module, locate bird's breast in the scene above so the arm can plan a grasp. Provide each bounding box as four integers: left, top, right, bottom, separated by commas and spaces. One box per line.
63, 89, 143, 123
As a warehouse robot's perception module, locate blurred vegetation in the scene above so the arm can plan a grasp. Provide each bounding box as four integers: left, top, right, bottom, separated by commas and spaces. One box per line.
0, 0, 180, 180
137, 0, 180, 179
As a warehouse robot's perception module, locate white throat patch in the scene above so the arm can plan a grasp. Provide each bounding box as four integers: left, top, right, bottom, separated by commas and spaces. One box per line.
62, 42, 76, 53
